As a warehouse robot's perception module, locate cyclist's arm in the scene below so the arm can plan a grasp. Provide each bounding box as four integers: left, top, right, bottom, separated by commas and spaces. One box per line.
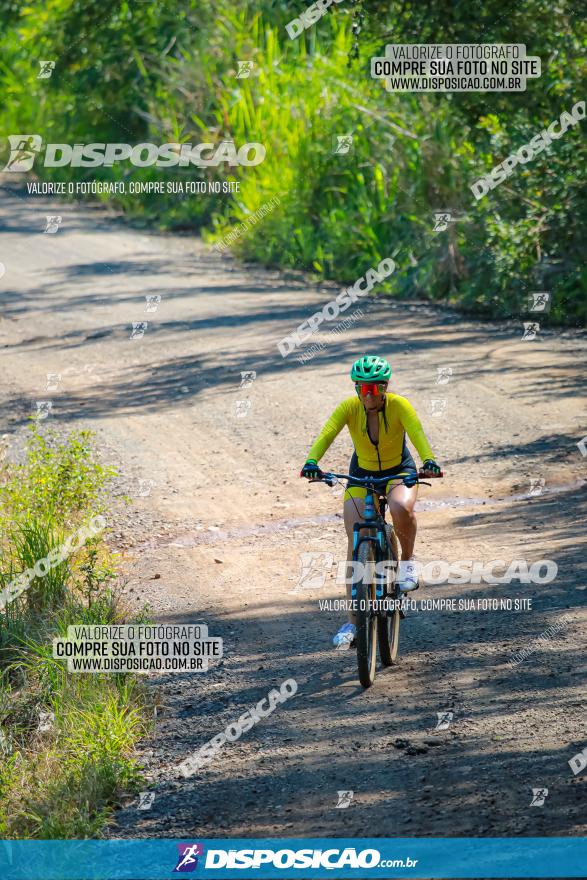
306, 401, 349, 462
396, 397, 434, 463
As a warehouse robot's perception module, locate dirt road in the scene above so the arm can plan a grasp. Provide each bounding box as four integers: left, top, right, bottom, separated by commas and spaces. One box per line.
1, 183, 586, 839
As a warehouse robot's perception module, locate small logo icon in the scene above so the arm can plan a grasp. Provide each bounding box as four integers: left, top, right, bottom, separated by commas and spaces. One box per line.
34, 400, 53, 420
38, 711, 55, 732
137, 791, 155, 810
429, 397, 447, 417
137, 479, 155, 498
568, 746, 587, 776
236, 61, 254, 79
576, 436, 587, 458
46, 372, 62, 391
235, 399, 251, 418
530, 787, 548, 806
80, 363, 98, 383
529, 477, 545, 497
130, 321, 148, 340
292, 551, 334, 592
433, 211, 453, 232
527, 292, 551, 313
2, 135, 42, 172
37, 60, 56, 79
239, 370, 257, 389
436, 366, 453, 385
44, 215, 62, 234
333, 135, 354, 155
145, 294, 161, 313
435, 710, 453, 731
522, 322, 539, 341
335, 790, 354, 808
174, 843, 204, 873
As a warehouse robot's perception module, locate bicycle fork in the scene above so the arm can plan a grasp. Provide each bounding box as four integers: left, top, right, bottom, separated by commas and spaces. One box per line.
351, 540, 389, 604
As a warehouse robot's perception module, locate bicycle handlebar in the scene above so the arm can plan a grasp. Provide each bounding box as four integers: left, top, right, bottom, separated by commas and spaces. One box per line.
310, 470, 444, 488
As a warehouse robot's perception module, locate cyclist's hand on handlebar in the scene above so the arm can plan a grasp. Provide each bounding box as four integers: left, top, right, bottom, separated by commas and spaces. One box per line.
300, 459, 323, 480
421, 459, 442, 477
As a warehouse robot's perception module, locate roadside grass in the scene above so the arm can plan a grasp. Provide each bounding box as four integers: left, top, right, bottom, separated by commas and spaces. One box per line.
0, 424, 149, 839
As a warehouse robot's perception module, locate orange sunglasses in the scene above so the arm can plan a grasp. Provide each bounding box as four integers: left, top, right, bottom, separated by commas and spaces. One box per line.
355, 381, 387, 396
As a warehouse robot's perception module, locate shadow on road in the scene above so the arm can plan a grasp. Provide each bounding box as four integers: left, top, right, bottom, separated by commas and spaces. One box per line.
110, 485, 586, 839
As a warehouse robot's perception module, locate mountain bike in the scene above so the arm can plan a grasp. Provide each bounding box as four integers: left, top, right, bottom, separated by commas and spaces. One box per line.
314, 470, 442, 688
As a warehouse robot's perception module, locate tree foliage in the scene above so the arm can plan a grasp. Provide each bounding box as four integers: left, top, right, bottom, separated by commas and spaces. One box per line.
0, 0, 584, 323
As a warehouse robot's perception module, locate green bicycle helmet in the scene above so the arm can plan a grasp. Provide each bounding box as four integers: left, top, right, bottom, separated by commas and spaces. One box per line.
350, 355, 392, 382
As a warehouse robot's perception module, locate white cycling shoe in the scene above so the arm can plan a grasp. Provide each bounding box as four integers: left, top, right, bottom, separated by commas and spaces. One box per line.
333, 622, 356, 649
397, 559, 420, 592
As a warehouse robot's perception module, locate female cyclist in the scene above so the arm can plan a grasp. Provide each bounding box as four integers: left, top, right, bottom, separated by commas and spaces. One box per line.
300, 354, 442, 647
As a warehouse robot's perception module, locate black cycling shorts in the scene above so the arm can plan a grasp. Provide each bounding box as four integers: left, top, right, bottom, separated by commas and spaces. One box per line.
346, 442, 416, 498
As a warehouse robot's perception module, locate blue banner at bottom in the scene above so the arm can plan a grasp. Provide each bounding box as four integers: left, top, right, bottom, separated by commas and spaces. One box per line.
0, 838, 585, 879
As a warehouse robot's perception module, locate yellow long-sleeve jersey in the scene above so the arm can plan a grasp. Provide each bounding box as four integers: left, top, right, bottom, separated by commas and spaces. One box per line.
307, 393, 434, 470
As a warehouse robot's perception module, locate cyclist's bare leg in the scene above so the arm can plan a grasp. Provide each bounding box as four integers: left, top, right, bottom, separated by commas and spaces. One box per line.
386, 482, 418, 560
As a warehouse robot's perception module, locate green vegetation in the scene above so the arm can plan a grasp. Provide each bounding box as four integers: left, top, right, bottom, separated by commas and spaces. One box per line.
0, 425, 148, 838
0, 0, 584, 323
1, 428, 115, 523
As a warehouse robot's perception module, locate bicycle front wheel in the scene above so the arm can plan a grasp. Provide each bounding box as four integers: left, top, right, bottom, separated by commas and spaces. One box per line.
378, 526, 400, 665
355, 539, 378, 688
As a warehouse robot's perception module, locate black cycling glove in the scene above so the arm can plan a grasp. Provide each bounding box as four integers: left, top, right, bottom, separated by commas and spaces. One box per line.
422, 459, 442, 476
300, 459, 322, 479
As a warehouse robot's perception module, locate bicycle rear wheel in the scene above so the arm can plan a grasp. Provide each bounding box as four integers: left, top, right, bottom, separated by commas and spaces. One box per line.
378, 524, 401, 665
355, 539, 378, 688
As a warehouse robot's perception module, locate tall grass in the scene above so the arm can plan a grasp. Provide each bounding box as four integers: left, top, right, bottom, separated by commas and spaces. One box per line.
0, 0, 584, 321
0, 667, 145, 838
0, 425, 115, 666
158, 13, 479, 292
9, 520, 70, 611
0, 427, 115, 525
0, 425, 147, 839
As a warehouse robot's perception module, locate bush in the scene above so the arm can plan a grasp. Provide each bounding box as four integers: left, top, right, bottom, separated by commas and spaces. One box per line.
0, 426, 147, 838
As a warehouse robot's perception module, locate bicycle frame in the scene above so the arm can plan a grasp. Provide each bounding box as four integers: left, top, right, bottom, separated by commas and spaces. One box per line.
313, 469, 441, 602
352, 485, 394, 600
309, 467, 444, 687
